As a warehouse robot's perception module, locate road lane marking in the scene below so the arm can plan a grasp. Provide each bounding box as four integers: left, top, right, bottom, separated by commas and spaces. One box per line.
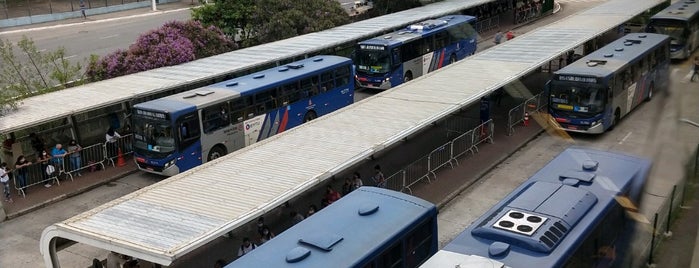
99, 34, 119, 39
619, 131, 632, 144
65, 54, 77, 59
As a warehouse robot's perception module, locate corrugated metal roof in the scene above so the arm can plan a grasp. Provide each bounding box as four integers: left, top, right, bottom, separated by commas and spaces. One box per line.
1, 0, 493, 134
40, 0, 666, 267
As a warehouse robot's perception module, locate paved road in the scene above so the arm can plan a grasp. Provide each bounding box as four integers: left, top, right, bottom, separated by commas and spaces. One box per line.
0, 8, 191, 63
436, 56, 699, 266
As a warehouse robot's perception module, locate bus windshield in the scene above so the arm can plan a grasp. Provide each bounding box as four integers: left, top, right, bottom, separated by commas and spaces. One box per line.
355, 48, 391, 74
549, 82, 606, 114
132, 116, 176, 157
647, 19, 687, 43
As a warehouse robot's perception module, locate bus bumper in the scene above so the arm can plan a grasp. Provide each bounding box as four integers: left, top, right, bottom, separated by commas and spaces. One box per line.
137, 163, 180, 177
670, 48, 688, 59
558, 122, 605, 134
356, 79, 392, 90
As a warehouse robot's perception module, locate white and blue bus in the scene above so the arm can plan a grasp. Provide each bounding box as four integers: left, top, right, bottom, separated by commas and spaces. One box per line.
131, 56, 354, 176
646, 0, 699, 59
353, 15, 477, 90
421, 147, 652, 268
546, 33, 670, 134
227, 186, 438, 268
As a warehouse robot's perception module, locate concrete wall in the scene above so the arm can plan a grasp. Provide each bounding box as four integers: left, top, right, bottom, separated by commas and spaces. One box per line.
0, 0, 179, 28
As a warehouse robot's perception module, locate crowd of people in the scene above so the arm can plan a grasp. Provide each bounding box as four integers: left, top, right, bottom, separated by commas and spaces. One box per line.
0, 125, 131, 201
227, 164, 388, 266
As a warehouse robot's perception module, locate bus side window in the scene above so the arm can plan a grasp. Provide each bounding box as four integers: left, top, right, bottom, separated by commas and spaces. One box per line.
176, 112, 200, 151
321, 71, 334, 92
434, 31, 448, 49
650, 52, 657, 68
299, 77, 318, 99
202, 103, 230, 134
335, 65, 351, 88
392, 48, 401, 67
377, 241, 403, 268
230, 98, 246, 123
405, 218, 435, 267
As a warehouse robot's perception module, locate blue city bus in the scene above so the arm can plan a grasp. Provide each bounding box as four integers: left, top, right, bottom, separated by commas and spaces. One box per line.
353, 15, 478, 90
227, 187, 438, 268
131, 56, 354, 176
420, 147, 652, 268
646, 0, 699, 59
546, 33, 670, 134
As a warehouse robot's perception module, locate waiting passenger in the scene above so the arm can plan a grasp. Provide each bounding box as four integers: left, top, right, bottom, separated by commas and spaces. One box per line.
237, 237, 257, 257
325, 185, 342, 204
307, 204, 318, 217
259, 226, 275, 245
352, 172, 363, 190
290, 211, 305, 225
51, 143, 68, 172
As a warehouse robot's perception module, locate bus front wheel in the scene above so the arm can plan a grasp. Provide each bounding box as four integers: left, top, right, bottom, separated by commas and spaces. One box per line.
449, 54, 457, 64
207, 145, 227, 162
304, 111, 317, 123
609, 109, 620, 131
404, 72, 413, 83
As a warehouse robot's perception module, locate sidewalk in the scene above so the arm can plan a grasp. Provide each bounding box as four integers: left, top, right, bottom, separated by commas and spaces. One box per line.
1, 158, 137, 219
0, 1, 195, 33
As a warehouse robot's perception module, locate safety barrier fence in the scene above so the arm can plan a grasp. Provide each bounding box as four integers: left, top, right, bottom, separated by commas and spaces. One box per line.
10, 135, 132, 197
385, 119, 494, 193
507, 92, 547, 136
474, 15, 500, 34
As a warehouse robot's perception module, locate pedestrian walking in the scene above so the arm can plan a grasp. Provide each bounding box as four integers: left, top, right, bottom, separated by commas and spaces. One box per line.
1, 162, 13, 203
80, 0, 87, 19
506, 30, 515, 41
691, 56, 699, 82
237, 237, 257, 257
372, 165, 386, 188
494, 30, 503, 45
106, 126, 121, 159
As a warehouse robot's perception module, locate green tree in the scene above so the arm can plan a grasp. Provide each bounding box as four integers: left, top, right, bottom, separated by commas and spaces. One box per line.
249, 0, 350, 45
191, 0, 256, 44
193, 0, 350, 47
0, 36, 86, 113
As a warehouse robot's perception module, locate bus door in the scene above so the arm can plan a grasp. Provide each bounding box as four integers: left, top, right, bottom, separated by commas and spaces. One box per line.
176, 112, 203, 171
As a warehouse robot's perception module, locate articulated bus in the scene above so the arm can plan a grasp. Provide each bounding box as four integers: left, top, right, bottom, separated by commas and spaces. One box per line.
131, 56, 354, 176
646, 0, 699, 59
227, 187, 438, 268
353, 15, 478, 90
546, 33, 670, 134
421, 147, 652, 268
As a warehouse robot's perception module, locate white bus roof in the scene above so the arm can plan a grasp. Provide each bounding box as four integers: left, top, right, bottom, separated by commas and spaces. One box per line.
0, 0, 493, 135
40, 0, 665, 267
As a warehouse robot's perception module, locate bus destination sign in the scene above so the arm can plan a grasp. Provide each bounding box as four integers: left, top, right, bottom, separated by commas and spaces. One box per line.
360, 44, 385, 51
135, 109, 167, 120
557, 75, 597, 83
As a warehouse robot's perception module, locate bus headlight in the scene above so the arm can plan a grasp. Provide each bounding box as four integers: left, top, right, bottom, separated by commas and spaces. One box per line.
593, 119, 603, 126
384, 77, 391, 83
165, 159, 176, 168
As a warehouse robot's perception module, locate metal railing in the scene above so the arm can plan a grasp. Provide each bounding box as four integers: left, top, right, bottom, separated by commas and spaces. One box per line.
105, 134, 133, 167
507, 92, 547, 136
385, 119, 496, 193
10, 134, 133, 197
474, 15, 500, 34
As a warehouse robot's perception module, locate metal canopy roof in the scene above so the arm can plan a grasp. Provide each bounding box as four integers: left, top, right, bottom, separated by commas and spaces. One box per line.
40, 0, 666, 267
0, 0, 493, 135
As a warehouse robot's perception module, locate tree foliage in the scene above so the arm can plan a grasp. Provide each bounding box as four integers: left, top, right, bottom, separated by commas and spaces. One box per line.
87, 20, 236, 81
0, 36, 85, 114
193, 0, 350, 47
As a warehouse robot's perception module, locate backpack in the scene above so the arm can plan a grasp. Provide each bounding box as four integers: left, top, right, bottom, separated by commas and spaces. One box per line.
46, 164, 56, 176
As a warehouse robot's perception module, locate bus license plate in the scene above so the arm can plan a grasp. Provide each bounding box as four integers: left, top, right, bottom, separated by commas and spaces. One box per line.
567, 125, 578, 130
136, 157, 146, 163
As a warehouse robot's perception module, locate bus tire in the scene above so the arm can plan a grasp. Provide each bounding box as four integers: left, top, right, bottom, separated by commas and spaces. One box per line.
609, 109, 621, 131
404, 72, 413, 83
449, 54, 457, 64
303, 111, 317, 123
645, 83, 654, 101
207, 145, 227, 162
